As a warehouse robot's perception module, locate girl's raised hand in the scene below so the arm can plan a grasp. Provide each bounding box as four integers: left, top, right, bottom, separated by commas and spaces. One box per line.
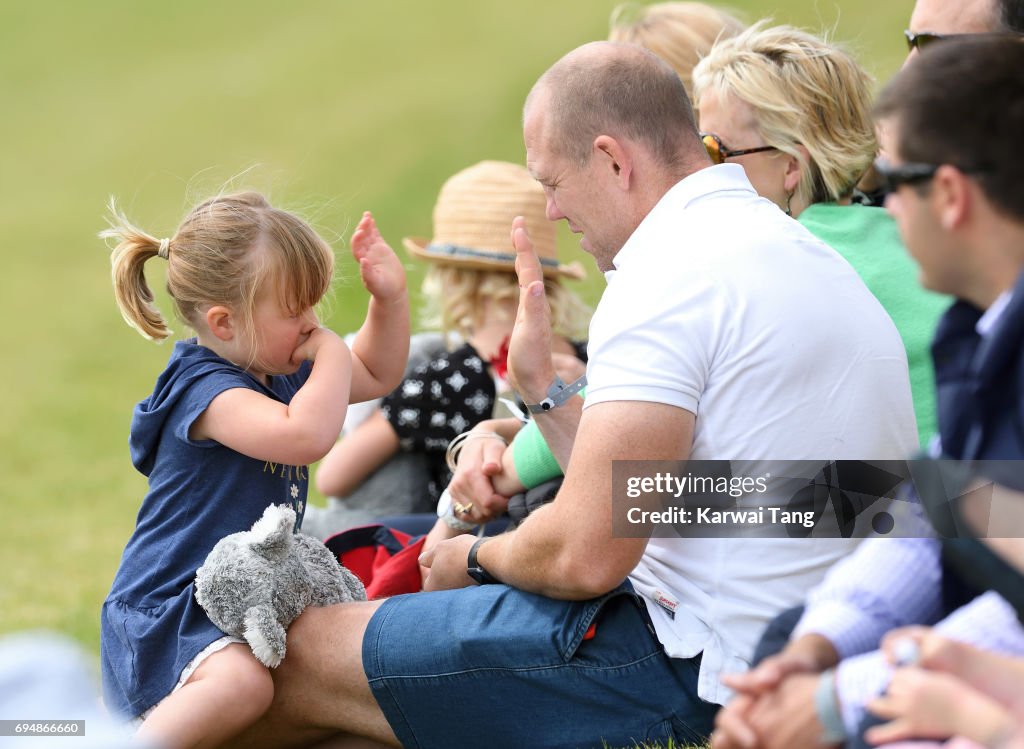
351, 211, 406, 303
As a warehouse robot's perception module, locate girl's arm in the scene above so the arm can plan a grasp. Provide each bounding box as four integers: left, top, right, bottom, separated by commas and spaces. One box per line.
348, 212, 410, 402
315, 409, 399, 497
191, 327, 352, 466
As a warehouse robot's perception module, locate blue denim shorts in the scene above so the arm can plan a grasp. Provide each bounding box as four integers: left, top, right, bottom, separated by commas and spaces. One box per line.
362, 581, 717, 749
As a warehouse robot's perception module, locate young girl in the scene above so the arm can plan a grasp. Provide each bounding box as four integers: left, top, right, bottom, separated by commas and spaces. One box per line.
99, 191, 408, 749
303, 161, 591, 539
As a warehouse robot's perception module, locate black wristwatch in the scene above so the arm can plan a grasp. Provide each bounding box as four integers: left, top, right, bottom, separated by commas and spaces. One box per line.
467, 538, 500, 585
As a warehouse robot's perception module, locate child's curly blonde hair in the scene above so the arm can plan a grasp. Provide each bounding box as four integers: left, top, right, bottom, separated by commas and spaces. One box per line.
420, 265, 590, 344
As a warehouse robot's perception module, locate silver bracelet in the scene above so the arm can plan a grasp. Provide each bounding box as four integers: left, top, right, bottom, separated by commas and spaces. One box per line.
444, 430, 508, 473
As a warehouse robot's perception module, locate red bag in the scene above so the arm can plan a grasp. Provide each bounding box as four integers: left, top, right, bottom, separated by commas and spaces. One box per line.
325, 525, 426, 599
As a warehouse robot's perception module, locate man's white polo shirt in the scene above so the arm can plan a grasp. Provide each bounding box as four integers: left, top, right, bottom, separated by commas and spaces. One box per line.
585, 164, 918, 703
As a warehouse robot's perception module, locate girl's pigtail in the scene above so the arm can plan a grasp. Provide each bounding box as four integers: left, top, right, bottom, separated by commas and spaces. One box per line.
100, 198, 172, 341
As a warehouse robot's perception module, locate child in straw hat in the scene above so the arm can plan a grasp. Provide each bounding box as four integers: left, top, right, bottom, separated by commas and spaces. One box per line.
304, 161, 590, 539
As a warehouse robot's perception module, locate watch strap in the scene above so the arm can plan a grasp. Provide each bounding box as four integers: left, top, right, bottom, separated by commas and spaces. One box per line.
467, 538, 499, 585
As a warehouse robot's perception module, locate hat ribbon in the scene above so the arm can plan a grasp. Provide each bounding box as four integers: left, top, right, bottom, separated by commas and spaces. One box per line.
426, 243, 561, 270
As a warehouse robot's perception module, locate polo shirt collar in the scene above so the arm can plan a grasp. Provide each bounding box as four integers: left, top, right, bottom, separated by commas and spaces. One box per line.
610, 164, 756, 273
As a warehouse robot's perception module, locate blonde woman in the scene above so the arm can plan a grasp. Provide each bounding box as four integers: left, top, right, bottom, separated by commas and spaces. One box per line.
305, 161, 590, 539
692, 23, 949, 445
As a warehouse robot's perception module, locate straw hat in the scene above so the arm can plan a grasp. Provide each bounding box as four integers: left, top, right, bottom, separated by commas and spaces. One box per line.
402, 160, 585, 280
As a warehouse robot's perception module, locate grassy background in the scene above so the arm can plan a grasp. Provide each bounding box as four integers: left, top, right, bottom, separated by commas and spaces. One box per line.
0, 0, 911, 651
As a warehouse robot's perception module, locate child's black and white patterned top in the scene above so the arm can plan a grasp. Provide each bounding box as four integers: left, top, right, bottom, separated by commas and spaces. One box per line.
380, 340, 586, 501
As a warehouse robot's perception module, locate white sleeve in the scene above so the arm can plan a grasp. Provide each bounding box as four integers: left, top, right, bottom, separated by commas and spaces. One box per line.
585, 267, 723, 414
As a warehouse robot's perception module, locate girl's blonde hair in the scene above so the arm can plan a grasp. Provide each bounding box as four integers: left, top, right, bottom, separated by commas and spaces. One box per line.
609, 2, 747, 100
692, 23, 877, 206
103, 191, 334, 350
420, 266, 591, 343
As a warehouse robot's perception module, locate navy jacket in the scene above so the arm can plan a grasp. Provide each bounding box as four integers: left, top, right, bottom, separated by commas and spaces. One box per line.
933, 268, 1024, 486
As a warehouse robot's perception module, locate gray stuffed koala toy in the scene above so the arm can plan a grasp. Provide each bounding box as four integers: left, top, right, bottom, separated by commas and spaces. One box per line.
195, 503, 366, 668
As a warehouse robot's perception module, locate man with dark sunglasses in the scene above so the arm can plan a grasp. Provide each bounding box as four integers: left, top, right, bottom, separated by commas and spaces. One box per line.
905, 0, 1023, 60
875, 37, 1024, 448
711, 34, 1024, 749
856, 0, 1022, 205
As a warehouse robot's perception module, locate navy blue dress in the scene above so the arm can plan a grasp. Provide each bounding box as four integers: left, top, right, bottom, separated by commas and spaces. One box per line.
100, 340, 312, 718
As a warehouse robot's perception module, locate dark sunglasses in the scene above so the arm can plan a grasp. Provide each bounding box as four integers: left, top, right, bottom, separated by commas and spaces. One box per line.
872, 158, 939, 196
700, 132, 778, 165
874, 158, 989, 198
903, 29, 967, 51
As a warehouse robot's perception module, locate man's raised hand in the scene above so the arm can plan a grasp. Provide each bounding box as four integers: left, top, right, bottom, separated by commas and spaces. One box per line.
508, 216, 556, 402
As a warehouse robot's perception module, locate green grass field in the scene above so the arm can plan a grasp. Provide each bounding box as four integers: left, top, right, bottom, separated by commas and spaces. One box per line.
0, 0, 911, 652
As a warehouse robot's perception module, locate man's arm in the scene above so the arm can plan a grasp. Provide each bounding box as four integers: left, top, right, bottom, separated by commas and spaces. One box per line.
722, 536, 943, 704
422, 400, 694, 599
487, 400, 694, 597
715, 590, 1024, 749
714, 531, 943, 749
790, 536, 944, 660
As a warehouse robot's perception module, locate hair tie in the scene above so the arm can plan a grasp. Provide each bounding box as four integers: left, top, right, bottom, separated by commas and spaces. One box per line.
157, 238, 171, 259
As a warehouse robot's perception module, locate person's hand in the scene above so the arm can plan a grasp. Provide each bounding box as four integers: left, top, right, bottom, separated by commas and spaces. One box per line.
551, 352, 586, 383
880, 627, 968, 674
866, 668, 1014, 746
507, 216, 557, 403
711, 693, 761, 749
446, 432, 512, 523
722, 643, 828, 697
419, 534, 478, 591
746, 672, 836, 749
289, 325, 344, 367
352, 211, 406, 304
713, 642, 830, 749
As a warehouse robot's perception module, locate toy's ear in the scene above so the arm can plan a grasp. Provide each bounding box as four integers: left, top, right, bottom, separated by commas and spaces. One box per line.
249, 504, 295, 561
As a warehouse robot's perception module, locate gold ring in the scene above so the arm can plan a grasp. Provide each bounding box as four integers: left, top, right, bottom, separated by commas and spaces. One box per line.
454, 501, 474, 516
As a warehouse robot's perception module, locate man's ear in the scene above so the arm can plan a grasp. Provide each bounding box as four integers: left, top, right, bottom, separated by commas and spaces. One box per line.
931, 165, 971, 232
593, 135, 633, 189
782, 145, 810, 195
205, 305, 235, 342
